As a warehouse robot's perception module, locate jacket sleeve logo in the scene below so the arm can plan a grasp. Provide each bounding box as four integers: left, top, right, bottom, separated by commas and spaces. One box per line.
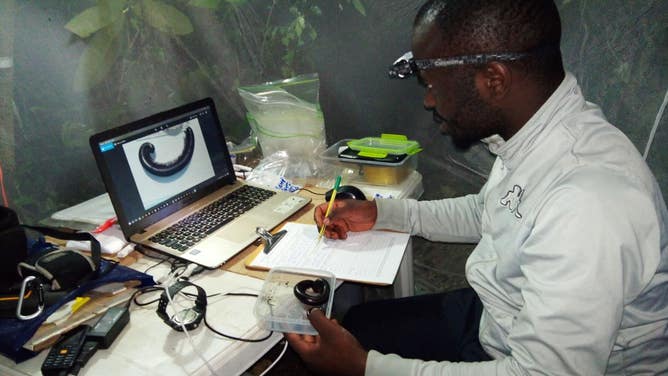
500, 184, 524, 219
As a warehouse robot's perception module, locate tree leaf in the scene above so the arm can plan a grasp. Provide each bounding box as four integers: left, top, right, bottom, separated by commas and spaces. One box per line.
65, 3, 124, 38
188, 0, 222, 9
100, 0, 130, 14
142, 0, 194, 35
295, 16, 305, 37
351, 0, 366, 16
73, 26, 120, 91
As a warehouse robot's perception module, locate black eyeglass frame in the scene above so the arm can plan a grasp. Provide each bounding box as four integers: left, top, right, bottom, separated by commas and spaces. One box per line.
388, 50, 531, 79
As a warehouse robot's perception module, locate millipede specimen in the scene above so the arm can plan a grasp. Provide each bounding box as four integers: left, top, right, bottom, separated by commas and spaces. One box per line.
139, 126, 195, 177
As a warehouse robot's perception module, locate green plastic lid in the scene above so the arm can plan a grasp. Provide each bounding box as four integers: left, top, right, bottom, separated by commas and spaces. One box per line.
347, 134, 422, 158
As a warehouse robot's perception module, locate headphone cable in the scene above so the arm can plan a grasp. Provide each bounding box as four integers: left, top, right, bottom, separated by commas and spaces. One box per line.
203, 292, 273, 342
162, 282, 219, 375
259, 340, 289, 376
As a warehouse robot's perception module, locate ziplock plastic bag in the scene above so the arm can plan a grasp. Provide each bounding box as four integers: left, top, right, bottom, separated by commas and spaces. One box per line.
238, 73, 326, 160
245, 150, 342, 192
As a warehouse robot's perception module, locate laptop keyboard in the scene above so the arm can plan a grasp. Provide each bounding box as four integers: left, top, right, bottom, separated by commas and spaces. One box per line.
149, 185, 276, 252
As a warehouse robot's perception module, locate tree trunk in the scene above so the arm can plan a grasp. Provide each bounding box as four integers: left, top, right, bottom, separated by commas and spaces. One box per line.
0, 0, 17, 190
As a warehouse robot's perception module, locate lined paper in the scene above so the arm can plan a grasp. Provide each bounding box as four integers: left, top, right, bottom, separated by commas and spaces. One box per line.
249, 222, 409, 285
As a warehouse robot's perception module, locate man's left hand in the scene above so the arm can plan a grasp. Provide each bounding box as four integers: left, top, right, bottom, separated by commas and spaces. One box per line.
285, 308, 368, 376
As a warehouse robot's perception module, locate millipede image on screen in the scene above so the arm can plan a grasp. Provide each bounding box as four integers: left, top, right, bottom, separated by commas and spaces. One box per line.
138, 126, 195, 177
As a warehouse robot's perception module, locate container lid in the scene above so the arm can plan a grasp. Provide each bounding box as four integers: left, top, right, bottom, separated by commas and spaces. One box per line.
347, 134, 422, 158
253, 267, 336, 335
319, 139, 417, 167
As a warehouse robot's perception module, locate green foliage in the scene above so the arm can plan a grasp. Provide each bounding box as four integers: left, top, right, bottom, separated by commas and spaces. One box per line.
258, 1, 365, 77
64, 0, 127, 38
65, 0, 366, 90
73, 21, 122, 91
142, 0, 194, 34
188, 0, 222, 8
349, 0, 365, 16
10, 0, 368, 221
270, 3, 320, 76
68, 0, 196, 91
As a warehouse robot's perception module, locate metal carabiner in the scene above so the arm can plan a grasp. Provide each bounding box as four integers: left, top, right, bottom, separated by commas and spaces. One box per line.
16, 275, 44, 320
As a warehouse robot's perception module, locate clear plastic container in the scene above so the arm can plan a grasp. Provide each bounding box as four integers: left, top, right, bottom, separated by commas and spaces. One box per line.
354, 170, 424, 200
319, 139, 419, 185
253, 267, 336, 335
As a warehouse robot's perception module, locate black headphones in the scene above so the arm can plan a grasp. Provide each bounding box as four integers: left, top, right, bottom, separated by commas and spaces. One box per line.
293, 278, 331, 306
156, 280, 207, 331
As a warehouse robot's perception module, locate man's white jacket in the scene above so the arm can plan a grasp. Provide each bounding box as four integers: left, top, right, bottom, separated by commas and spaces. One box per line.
367, 73, 668, 375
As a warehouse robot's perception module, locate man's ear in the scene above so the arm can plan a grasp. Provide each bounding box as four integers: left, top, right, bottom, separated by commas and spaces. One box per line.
475, 62, 511, 103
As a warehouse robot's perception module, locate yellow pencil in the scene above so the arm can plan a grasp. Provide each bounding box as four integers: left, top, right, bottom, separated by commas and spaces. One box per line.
318, 175, 342, 240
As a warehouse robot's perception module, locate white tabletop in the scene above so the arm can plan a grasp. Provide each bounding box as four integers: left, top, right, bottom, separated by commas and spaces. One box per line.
0, 267, 282, 376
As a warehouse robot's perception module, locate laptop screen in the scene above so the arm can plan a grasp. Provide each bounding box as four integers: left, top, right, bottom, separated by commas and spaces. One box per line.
90, 98, 236, 236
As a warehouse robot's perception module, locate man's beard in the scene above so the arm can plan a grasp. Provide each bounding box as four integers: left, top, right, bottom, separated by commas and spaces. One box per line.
434, 72, 505, 150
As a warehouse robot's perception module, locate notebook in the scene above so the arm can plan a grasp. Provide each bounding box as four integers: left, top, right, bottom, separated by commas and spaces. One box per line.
89, 98, 311, 268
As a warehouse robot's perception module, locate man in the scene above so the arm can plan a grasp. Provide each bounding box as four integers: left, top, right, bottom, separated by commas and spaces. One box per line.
285, 0, 668, 375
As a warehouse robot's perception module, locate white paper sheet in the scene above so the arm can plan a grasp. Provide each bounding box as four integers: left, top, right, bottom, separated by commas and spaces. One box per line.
50, 193, 115, 225
250, 222, 410, 285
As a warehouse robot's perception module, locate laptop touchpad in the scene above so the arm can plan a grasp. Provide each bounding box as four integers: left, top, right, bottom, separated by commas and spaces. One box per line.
212, 217, 258, 243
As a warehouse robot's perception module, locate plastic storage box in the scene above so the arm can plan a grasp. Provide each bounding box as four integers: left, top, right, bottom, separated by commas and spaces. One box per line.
253, 267, 336, 335
320, 137, 420, 185
355, 170, 424, 200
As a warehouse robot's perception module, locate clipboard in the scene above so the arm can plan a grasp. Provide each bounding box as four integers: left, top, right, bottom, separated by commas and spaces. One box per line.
246, 222, 409, 285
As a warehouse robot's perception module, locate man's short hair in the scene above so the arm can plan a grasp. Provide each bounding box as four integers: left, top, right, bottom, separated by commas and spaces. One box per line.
415, 0, 564, 80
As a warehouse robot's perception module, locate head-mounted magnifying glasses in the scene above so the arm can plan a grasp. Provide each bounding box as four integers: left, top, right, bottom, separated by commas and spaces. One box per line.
388, 50, 531, 79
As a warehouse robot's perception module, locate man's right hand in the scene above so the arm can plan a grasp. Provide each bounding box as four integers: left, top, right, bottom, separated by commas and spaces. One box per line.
285, 308, 367, 376
313, 199, 377, 239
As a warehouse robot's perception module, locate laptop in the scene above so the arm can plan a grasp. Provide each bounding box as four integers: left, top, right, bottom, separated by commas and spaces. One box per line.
89, 98, 311, 268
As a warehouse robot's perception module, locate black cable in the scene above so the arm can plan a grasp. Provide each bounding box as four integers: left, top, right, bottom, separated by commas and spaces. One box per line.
169, 262, 188, 278
225, 292, 260, 298
171, 259, 189, 269
297, 187, 326, 196
134, 244, 171, 260
143, 258, 167, 274
128, 269, 202, 307
203, 292, 273, 342
135, 245, 186, 275
189, 265, 206, 278
127, 285, 272, 343
182, 291, 221, 299
127, 286, 163, 308
204, 315, 272, 343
